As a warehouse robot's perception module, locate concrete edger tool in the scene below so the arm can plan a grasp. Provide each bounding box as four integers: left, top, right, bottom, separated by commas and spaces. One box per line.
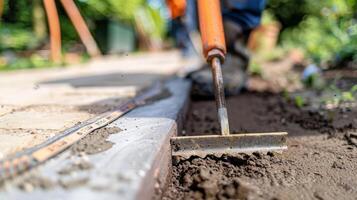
171, 0, 287, 158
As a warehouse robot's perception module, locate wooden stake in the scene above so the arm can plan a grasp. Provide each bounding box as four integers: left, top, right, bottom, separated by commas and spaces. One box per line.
0, 0, 4, 19
60, 0, 101, 57
43, 0, 62, 63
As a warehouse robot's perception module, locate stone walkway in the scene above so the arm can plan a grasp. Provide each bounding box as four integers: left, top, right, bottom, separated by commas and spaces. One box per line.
0, 51, 194, 159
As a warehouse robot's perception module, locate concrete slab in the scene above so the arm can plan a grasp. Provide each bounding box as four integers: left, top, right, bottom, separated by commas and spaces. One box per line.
0, 51, 187, 89
0, 78, 191, 200
0, 111, 90, 130
0, 105, 16, 117
0, 51, 189, 108
0, 84, 135, 106
0, 129, 55, 159
0, 88, 44, 106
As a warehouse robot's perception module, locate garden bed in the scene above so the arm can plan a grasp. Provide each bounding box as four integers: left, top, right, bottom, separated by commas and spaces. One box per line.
162, 84, 357, 199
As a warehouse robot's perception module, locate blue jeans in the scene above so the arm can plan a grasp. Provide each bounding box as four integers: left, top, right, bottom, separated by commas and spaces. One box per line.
171, 0, 266, 57
222, 0, 266, 31
169, 0, 198, 57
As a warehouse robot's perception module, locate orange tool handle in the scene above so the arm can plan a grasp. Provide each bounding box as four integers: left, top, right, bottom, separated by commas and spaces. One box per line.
198, 0, 226, 61
166, 0, 187, 19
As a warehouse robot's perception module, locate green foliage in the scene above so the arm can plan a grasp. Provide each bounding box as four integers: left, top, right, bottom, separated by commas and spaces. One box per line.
282, 90, 290, 101
147, 6, 166, 39
344, 84, 357, 101
135, 6, 166, 40
79, 0, 146, 23
351, 85, 357, 93
78, 0, 167, 41
1, 0, 33, 25
261, 10, 277, 25
341, 91, 354, 101
0, 24, 39, 50
59, 15, 80, 44
278, 0, 357, 66
0, 0, 167, 71
248, 60, 262, 76
303, 74, 326, 90
267, 0, 313, 30
322, 84, 357, 106
294, 95, 305, 108
0, 54, 53, 70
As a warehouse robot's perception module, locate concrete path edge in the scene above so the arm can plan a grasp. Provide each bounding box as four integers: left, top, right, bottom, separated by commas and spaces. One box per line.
1, 78, 191, 200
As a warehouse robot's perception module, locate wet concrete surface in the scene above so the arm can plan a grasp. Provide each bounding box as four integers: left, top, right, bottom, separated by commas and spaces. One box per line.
71, 127, 122, 155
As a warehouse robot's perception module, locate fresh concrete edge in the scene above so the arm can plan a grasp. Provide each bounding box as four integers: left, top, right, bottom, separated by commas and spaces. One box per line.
149, 78, 191, 200
134, 78, 191, 200
0, 78, 191, 200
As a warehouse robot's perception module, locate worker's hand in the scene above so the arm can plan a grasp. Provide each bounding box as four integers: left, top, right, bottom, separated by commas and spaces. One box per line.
166, 0, 186, 19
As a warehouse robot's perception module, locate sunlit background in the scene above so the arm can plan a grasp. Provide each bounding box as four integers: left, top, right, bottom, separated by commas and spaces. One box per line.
0, 0, 356, 71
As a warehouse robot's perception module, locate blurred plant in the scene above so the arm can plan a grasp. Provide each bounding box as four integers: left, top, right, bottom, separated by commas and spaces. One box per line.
261, 9, 277, 25
322, 84, 357, 107
248, 60, 262, 76
294, 95, 305, 108
79, 0, 167, 44
267, 0, 310, 30
278, 0, 357, 67
303, 74, 326, 90
0, 24, 39, 50
79, 0, 145, 23
0, 0, 42, 50
351, 85, 357, 93
1, 0, 33, 24
302, 64, 325, 89
0, 54, 52, 70
134, 5, 166, 46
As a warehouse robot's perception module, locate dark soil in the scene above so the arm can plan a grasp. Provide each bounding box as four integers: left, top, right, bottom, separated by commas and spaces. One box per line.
163, 92, 357, 200
184, 93, 357, 137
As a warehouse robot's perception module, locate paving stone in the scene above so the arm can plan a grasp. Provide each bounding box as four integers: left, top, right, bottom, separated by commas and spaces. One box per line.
32, 91, 131, 106
0, 111, 90, 130
0, 88, 45, 106
0, 105, 16, 117
0, 129, 55, 158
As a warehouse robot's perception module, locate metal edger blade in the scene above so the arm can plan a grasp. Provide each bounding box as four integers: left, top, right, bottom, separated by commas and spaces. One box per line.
171, 132, 287, 158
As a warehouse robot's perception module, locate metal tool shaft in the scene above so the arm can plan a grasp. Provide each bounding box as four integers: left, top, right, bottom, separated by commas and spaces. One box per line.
211, 57, 230, 136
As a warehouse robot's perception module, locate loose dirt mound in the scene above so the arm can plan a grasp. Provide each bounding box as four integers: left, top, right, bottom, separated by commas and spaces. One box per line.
165, 153, 279, 200
163, 92, 357, 200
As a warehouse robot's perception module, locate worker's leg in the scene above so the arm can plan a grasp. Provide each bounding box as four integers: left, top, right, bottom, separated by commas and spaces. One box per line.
169, 0, 198, 58
185, 0, 198, 34
190, 0, 266, 97
222, 0, 266, 61
170, 19, 187, 54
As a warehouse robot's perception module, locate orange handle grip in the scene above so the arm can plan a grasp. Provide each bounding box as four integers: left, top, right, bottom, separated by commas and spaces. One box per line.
198, 0, 226, 61
166, 0, 187, 19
